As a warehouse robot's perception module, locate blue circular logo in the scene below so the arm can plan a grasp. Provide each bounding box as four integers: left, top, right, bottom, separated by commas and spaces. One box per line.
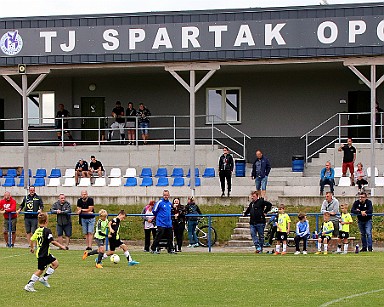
1, 30, 23, 55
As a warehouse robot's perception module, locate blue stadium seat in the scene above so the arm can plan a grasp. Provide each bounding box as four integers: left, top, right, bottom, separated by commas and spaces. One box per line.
6, 169, 17, 178
3, 177, 15, 187
140, 168, 152, 178
18, 177, 30, 187
187, 168, 200, 177
188, 177, 201, 187
20, 169, 32, 178
0, 169, 2, 177
48, 168, 62, 178
171, 168, 184, 177
156, 177, 169, 186
140, 177, 153, 186
155, 168, 168, 177
172, 177, 185, 187
34, 168, 47, 178
33, 177, 45, 187
124, 177, 137, 187
202, 168, 215, 178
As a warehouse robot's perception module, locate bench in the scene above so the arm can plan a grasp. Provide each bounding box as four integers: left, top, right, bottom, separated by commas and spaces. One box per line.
288, 236, 356, 245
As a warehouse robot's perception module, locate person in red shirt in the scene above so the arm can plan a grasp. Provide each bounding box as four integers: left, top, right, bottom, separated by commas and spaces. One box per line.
0, 191, 18, 247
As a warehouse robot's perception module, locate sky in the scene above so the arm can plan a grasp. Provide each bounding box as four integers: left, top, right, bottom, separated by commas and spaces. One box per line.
0, 0, 382, 18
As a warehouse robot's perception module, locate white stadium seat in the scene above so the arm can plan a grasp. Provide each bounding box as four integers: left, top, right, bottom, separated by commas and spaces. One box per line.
337, 177, 351, 186
62, 177, 76, 187
63, 169, 75, 178
367, 167, 379, 177
108, 177, 122, 187
47, 178, 61, 187
375, 177, 384, 187
93, 177, 106, 187
123, 168, 137, 178
334, 167, 342, 178
78, 178, 91, 187
108, 168, 122, 178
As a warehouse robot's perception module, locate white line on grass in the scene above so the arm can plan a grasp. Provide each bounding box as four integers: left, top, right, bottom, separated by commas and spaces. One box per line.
0, 254, 23, 259
320, 288, 384, 306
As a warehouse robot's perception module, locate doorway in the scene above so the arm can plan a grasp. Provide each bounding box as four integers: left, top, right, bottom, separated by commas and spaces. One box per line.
0, 99, 4, 143
81, 97, 105, 143
348, 91, 370, 142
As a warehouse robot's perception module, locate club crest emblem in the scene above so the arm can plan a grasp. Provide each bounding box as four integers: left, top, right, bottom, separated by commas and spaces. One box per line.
1, 30, 23, 55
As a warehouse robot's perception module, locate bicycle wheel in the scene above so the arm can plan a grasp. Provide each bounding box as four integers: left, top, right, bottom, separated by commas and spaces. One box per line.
196, 225, 217, 247
287, 230, 296, 247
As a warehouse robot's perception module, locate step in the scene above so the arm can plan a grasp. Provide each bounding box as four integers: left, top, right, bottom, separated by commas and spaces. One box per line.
238, 217, 250, 223
233, 228, 251, 234
227, 240, 254, 247
230, 233, 252, 240
236, 222, 249, 228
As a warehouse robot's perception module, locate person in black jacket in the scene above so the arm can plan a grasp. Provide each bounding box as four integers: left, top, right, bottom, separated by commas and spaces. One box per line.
218, 147, 234, 197
251, 150, 271, 199
351, 192, 373, 252
172, 198, 186, 252
243, 191, 272, 253
185, 197, 202, 248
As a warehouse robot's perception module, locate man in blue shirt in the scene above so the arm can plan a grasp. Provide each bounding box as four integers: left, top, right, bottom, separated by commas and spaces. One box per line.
150, 190, 176, 254
320, 162, 335, 196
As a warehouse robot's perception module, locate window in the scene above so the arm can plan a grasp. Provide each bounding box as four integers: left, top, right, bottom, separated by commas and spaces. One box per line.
206, 88, 241, 123
28, 92, 55, 126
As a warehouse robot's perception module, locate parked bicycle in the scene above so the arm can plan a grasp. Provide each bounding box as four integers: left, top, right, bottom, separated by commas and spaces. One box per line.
193, 218, 217, 247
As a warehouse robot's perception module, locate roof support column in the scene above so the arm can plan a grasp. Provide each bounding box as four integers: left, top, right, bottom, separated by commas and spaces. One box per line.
166, 63, 220, 196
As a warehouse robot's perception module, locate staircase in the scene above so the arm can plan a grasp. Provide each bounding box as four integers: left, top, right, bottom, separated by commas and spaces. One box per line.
227, 216, 254, 247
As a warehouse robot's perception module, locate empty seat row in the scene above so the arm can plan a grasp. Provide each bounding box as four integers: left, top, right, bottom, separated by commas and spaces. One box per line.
140, 167, 215, 178
334, 166, 380, 178
0, 168, 61, 178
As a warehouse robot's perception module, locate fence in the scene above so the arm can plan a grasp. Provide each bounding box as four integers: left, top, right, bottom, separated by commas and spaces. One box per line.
5, 212, 384, 253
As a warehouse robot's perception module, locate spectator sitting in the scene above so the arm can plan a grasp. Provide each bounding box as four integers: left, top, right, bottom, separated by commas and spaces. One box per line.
354, 162, 368, 193
320, 162, 335, 196
88, 155, 104, 180
294, 212, 310, 255
75, 158, 89, 185
108, 100, 125, 144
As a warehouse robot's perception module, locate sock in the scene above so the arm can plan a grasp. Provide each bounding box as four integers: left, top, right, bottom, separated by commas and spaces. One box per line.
344, 244, 348, 252
28, 274, 39, 285
124, 250, 132, 262
318, 243, 322, 251
88, 249, 98, 256
97, 252, 103, 264
43, 267, 55, 280
282, 244, 287, 252
324, 244, 328, 252
337, 244, 341, 252
102, 253, 108, 260
276, 245, 281, 253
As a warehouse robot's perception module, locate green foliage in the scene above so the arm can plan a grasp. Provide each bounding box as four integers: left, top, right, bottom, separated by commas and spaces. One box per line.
2, 248, 384, 306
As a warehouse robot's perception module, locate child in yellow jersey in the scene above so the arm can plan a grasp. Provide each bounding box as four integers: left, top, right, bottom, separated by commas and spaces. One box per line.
274, 204, 291, 255
337, 204, 353, 254
316, 212, 334, 255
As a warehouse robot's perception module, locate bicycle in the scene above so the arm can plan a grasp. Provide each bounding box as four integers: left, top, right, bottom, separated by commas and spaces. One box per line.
192, 218, 217, 247
263, 216, 296, 248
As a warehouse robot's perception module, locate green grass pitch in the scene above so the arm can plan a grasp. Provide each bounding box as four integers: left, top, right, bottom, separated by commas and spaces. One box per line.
1, 248, 384, 306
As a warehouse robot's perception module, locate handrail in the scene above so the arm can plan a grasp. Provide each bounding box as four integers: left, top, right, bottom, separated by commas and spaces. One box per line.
300, 112, 339, 139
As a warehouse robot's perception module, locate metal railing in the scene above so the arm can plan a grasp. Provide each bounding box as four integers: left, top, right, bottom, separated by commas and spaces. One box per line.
0, 114, 251, 159
300, 112, 383, 164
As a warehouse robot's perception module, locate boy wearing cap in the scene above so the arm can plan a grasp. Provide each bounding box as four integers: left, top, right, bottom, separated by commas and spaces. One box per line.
75, 158, 89, 185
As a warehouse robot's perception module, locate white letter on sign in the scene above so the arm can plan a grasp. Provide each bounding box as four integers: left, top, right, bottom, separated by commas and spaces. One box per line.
209, 25, 228, 48
102, 29, 119, 51
234, 25, 255, 47
60, 31, 76, 52
40, 31, 57, 53
349, 20, 366, 43
153, 28, 173, 49
377, 20, 384, 42
317, 21, 338, 44
182, 26, 201, 48
265, 23, 286, 46
129, 29, 145, 50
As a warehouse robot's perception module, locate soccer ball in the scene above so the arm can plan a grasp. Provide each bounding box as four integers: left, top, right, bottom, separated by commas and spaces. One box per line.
110, 254, 120, 264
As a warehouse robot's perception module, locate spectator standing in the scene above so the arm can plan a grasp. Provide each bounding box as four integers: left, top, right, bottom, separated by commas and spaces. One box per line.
137, 103, 151, 144
338, 138, 356, 186
55, 103, 75, 146
251, 150, 271, 199
75, 158, 89, 185
141, 201, 156, 252
0, 191, 17, 247
320, 192, 340, 237
76, 190, 95, 251
218, 147, 234, 197
108, 101, 125, 144
125, 102, 137, 145
354, 162, 368, 193
294, 212, 310, 255
50, 193, 72, 249
88, 155, 104, 179
320, 162, 335, 196
151, 190, 175, 254
351, 192, 373, 252
185, 197, 202, 248
172, 198, 186, 252
243, 191, 272, 253
17, 187, 44, 245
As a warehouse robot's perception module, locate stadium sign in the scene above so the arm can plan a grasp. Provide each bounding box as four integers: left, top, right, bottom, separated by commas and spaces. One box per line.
1, 16, 384, 56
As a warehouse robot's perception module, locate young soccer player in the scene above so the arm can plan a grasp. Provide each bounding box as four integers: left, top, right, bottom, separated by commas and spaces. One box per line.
337, 204, 353, 254
24, 212, 68, 292
316, 212, 334, 255
294, 212, 310, 255
82, 209, 109, 268
107, 210, 139, 266
274, 204, 291, 255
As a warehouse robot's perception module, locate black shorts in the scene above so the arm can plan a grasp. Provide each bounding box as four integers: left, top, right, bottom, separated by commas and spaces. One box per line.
320, 235, 332, 242
109, 238, 123, 251
38, 254, 56, 271
338, 231, 349, 239
276, 231, 287, 242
